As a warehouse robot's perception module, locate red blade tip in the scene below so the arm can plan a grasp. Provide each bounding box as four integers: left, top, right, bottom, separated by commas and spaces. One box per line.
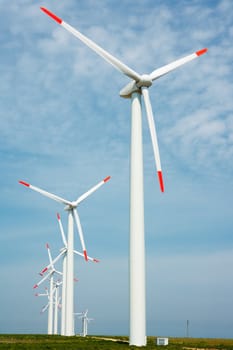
33, 284, 38, 289
157, 171, 165, 193
41, 267, 48, 274
57, 213, 60, 220
19, 180, 30, 187
40, 7, 62, 24
196, 48, 208, 56
84, 250, 88, 261
93, 258, 100, 263
104, 176, 111, 183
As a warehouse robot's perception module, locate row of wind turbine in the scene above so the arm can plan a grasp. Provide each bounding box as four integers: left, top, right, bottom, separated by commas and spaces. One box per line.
19, 5, 207, 345
35, 244, 62, 335
37, 213, 98, 335
19, 176, 111, 336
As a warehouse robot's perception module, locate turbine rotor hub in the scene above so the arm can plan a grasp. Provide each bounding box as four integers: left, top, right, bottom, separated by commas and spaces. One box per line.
136, 74, 152, 88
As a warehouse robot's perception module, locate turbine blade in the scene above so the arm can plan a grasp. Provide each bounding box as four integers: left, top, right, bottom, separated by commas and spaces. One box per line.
141, 87, 164, 192
40, 7, 62, 24
46, 243, 53, 267
150, 48, 208, 81
73, 209, 88, 261
74, 249, 100, 263
35, 292, 48, 297
57, 213, 67, 247
34, 270, 53, 289
75, 176, 111, 205
41, 303, 49, 314
40, 7, 141, 82
19, 180, 73, 207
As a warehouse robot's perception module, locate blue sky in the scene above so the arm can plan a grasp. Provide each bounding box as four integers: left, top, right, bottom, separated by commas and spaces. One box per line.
0, 0, 233, 338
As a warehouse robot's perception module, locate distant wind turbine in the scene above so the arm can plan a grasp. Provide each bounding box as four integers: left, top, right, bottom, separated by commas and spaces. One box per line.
40, 7, 207, 346
34, 243, 62, 335
55, 212, 99, 335
75, 309, 93, 337
39, 213, 99, 335
36, 281, 62, 335
53, 279, 62, 335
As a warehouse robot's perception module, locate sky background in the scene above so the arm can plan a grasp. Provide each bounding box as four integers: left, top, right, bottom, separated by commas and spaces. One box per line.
0, 0, 233, 338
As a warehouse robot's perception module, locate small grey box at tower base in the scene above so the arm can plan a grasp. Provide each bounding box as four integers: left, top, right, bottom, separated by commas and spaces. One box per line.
157, 337, 169, 346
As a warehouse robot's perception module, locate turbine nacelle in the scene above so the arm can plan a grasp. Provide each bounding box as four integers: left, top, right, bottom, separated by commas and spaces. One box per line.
120, 74, 152, 98
120, 81, 139, 98
64, 202, 77, 211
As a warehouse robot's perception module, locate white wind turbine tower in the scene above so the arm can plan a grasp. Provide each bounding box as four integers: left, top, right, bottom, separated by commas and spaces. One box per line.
19, 176, 110, 336
79, 309, 93, 337
54, 212, 99, 335
53, 279, 62, 335
56, 213, 68, 335
34, 243, 62, 335
40, 7, 207, 346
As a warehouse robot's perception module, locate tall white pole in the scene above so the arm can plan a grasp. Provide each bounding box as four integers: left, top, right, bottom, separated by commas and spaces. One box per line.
65, 210, 74, 336
54, 285, 58, 335
129, 92, 146, 346
84, 317, 87, 337
48, 276, 54, 335
61, 253, 67, 335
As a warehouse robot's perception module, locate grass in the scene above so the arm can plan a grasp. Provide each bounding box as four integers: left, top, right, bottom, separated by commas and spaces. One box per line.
0, 335, 233, 350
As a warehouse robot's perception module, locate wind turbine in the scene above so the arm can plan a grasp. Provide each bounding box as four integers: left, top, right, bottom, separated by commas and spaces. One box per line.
55, 212, 99, 335
37, 235, 84, 335
53, 279, 62, 335
34, 243, 62, 334
40, 7, 207, 346
36, 282, 62, 335
55, 212, 68, 335
19, 176, 110, 336
75, 309, 93, 337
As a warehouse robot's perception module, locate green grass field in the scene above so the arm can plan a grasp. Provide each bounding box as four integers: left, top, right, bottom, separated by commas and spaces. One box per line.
0, 335, 233, 350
